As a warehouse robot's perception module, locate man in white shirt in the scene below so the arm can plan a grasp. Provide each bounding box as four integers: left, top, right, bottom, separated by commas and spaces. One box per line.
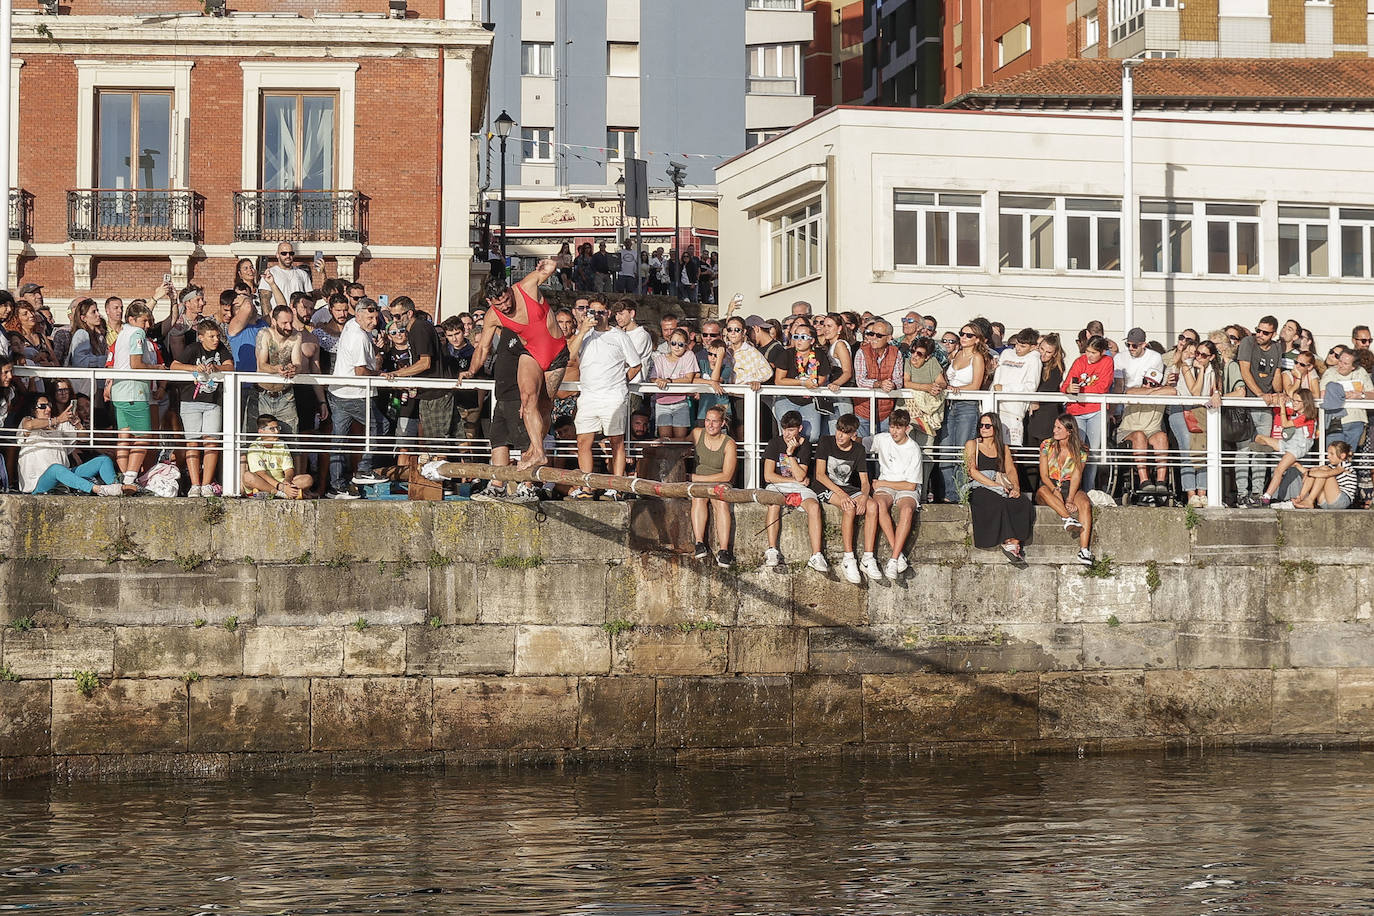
991, 328, 1043, 446
612, 299, 654, 380
327, 298, 387, 498
862, 408, 923, 581
615, 242, 638, 293
259, 242, 313, 311
567, 296, 643, 499
1115, 327, 1169, 495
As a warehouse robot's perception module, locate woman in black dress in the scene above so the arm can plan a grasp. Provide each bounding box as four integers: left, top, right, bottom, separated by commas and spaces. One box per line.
965, 411, 1034, 561
1024, 332, 1066, 491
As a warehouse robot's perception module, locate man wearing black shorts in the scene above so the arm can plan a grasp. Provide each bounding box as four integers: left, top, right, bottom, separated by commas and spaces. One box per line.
472, 328, 538, 503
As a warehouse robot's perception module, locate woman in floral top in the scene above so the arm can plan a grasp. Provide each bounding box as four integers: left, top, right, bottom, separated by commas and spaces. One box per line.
771, 320, 831, 443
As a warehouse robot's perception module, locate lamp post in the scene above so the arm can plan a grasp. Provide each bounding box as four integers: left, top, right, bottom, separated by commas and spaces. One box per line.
1121, 59, 1140, 336
494, 109, 515, 281
614, 173, 625, 246
666, 161, 686, 288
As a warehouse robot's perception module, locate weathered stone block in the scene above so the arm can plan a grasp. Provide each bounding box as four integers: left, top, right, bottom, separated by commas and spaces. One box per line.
1038, 671, 1148, 738
118, 565, 258, 625
1175, 620, 1288, 669
656, 676, 792, 747
792, 571, 868, 627
242, 627, 342, 677
1289, 622, 1374, 668
613, 626, 727, 675
515, 625, 611, 675
942, 623, 1084, 673
2, 626, 115, 679
435, 502, 628, 562
405, 625, 514, 675
1152, 565, 1274, 624
1277, 511, 1374, 565
1191, 511, 1279, 563
256, 566, 427, 626
0, 558, 56, 623
907, 504, 972, 562
311, 677, 432, 751
114, 626, 243, 677
428, 561, 479, 625
8, 496, 126, 560
728, 627, 806, 674
1090, 509, 1192, 565
49, 563, 121, 623
950, 565, 1058, 624
314, 501, 433, 562
52, 678, 187, 754
793, 674, 863, 745
1082, 622, 1177, 669
865, 565, 952, 626
1272, 668, 1338, 735
343, 626, 406, 675
0, 681, 51, 756
477, 562, 608, 625
612, 554, 738, 627
1058, 567, 1156, 624
578, 676, 656, 747
433, 676, 577, 749
862, 673, 1038, 742
188, 677, 311, 752
807, 625, 943, 675
211, 499, 320, 563
1337, 668, 1374, 731
1144, 669, 1273, 735
736, 569, 793, 626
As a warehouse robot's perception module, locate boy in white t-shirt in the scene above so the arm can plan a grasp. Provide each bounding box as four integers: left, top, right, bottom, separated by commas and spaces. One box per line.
862, 408, 922, 581
991, 328, 1042, 446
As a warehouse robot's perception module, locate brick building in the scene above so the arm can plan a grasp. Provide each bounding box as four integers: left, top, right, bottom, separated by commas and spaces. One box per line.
4, 1, 492, 315
803, 0, 865, 110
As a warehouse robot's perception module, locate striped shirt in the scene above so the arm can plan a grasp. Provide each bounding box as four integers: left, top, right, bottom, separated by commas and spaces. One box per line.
1336, 460, 1357, 499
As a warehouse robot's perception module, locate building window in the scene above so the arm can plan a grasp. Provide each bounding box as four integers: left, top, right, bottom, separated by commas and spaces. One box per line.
745, 129, 784, 149
607, 42, 639, 78
769, 200, 822, 288
1339, 208, 1374, 278
999, 195, 1056, 270
1140, 200, 1193, 275
1278, 205, 1332, 278
606, 129, 636, 162
747, 0, 802, 8
1109, 0, 1146, 44
261, 93, 336, 191
1218, 0, 1267, 14
521, 42, 554, 77
1143, 49, 1180, 58
1204, 203, 1260, 276
996, 22, 1031, 67
1065, 197, 1121, 271
521, 128, 553, 163
1083, 14, 1099, 48
893, 190, 981, 269
747, 43, 800, 95
97, 91, 171, 191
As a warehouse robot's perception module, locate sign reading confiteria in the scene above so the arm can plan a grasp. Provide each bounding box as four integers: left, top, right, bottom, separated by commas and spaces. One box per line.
519, 200, 677, 230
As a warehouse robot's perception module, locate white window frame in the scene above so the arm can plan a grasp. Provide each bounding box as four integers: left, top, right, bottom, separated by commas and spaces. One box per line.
746, 129, 785, 150
999, 195, 1057, 271
1339, 207, 1374, 279
521, 41, 554, 77
747, 0, 802, 9
521, 127, 553, 163
1110, 0, 1146, 43
1139, 200, 1195, 276
1219, 0, 1268, 15
1278, 204, 1334, 279
606, 128, 636, 163
1064, 197, 1122, 272
996, 22, 1031, 67
240, 61, 357, 193
607, 42, 640, 78
767, 198, 823, 290
893, 190, 982, 269
77, 60, 194, 190
1083, 14, 1100, 48
746, 43, 801, 95
1203, 202, 1261, 277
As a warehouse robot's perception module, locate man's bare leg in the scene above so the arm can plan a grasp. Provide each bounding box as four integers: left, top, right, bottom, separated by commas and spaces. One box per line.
515, 354, 549, 469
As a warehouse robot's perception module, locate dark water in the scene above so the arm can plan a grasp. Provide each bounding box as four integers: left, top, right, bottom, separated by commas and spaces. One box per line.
3, 751, 1374, 915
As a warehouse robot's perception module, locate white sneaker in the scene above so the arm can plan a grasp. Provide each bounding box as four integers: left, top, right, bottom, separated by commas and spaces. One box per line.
1077, 547, 1095, 566
188, 484, 204, 497
122, 470, 138, 485
895, 553, 909, 574
860, 554, 885, 581
93, 483, 124, 497
885, 558, 901, 580
841, 555, 861, 585
1271, 500, 1294, 509
764, 547, 781, 568
806, 553, 830, 573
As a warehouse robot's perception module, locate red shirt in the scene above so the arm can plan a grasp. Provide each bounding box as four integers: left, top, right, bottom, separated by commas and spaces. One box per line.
1061, 353, 1114, 415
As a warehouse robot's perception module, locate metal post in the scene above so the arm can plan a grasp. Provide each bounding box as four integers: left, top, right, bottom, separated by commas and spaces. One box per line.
1205, 401, 1222, 508
498, 135, 507, 281
222, 375, 241, 496
742, 386, 759, 489
1122, 59, 1139, 336
1, 0, 11, 290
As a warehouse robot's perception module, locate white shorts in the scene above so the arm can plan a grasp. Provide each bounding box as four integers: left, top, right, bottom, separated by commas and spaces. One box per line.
575, 395, 630, 437
873, 485, 919, 504
766, 481, 819, 509
180, 402, 223, 436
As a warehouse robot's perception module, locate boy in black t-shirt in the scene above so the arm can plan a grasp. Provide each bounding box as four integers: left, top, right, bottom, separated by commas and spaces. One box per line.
762, 410, 828, 574
814, 413, 871, 585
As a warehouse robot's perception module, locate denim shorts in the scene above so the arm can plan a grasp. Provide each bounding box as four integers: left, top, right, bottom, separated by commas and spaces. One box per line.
655, 399, 692, 428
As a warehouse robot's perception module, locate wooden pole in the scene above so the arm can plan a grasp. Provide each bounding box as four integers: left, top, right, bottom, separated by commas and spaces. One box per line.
431, 461, 799, 507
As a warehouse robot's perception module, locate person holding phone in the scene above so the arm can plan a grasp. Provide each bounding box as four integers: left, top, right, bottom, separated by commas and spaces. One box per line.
1061, 335, 1115, 492
17, 396, 129, 495
259, 243, 312, 311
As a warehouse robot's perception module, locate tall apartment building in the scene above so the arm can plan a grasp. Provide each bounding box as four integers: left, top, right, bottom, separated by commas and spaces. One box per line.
803, 0, 865, 110
945, 0, 1374, 103
5, 0, 491, 312
861, 0, 944, 107
483, 0, 813, 270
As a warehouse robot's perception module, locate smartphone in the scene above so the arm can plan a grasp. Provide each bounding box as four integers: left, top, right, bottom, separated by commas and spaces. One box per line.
378, 294, 390, 310
257, 255, 271, 275
313, 250, 324, 271
162, 272, 172, 285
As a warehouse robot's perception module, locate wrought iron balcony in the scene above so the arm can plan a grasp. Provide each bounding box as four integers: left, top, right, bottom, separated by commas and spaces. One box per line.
66, 189, 202, 243
9, 188, 32, 242
233, 189, 369, 244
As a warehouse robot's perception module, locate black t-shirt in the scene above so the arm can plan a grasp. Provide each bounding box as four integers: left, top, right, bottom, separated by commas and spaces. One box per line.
770, 346, 832, 385
445, 342, 479, 409
762, 435, 812, 483
178, 342, 233, 405
406, 315, 445, 400
816, 436, 864, 492
383, 347, 420, 419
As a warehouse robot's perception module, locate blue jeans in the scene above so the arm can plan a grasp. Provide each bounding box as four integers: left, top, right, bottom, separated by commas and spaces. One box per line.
1331, 420, 1366, 453
855, 413, 888, 441
938, 400, 979, 499
1167, 407, 1208, 493
1234, 406, 1275, 498
773, 396, 822, 443
1074, 412, 1105, 492
823, 398, 854, 436
328, 393, 386, 490
31, 455, 118, 494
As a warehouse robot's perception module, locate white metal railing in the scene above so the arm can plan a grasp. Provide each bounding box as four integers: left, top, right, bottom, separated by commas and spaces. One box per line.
7, 364, 1335, 507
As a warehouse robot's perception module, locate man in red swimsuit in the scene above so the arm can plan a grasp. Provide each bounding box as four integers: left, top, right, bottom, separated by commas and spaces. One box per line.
468, 258, 569, 469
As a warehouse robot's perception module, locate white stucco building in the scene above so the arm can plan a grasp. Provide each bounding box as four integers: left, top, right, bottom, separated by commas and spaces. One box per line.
716, 58, 1374, 346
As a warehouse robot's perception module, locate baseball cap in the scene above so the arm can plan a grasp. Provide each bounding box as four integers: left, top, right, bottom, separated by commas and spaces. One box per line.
744, 314, 769, 329
1126, 327, 1147, 345
19, 283, 42, 295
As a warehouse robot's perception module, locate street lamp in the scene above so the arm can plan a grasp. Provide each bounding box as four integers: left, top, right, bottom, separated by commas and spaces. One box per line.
614, 173, 625, 246
494, 109, 515, 281
666, 161, 686, 288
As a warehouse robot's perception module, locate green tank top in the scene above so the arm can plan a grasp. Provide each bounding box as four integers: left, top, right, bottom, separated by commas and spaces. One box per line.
694, 431, 729, 477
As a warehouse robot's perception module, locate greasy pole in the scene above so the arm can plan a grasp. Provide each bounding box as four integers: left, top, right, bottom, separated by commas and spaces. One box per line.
431, 462, 799, 507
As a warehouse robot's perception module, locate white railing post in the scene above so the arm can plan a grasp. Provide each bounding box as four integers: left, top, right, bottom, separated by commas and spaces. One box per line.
742, 385, 759, 489
1205, 401, 1222, 508
222, 374, 241, 496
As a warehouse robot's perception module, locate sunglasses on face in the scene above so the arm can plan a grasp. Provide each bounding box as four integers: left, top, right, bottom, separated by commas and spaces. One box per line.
669, 341, 688, 348
1197, 351, 1213, 359
1256, 328, 1274, 336
35, 402, 51, 409
791, 334, 813, 342
902, 317, 918, 324
864, 330, 889, 338
702, 333, 720, 339
1358, 338, 1373, 344
262, 425, 281, 433
913, 351, 929, 359
725, 327, 744, 334
573, 306, 588, 312
589, 310, 608, 318
943, 338, 958, 346
959, 331, 977, 339
978, 422, 994, 429
278, 251, 294, 258
1227, 336, 1241, 343
1179, 335, 1197, 343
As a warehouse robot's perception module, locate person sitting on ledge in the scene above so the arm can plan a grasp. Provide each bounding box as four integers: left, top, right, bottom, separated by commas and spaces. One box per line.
689, 404, 738, 568
17, 394, 127, 496
242, 413, 313, 499
1284, 440, 1357, 510
762, 409, 828, 574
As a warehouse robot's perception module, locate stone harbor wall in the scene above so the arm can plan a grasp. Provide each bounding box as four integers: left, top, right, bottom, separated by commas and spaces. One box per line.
2, 497, 1373, 779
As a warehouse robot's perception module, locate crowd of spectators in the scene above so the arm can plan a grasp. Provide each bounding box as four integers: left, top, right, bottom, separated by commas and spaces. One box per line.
2, 250, 1372, 576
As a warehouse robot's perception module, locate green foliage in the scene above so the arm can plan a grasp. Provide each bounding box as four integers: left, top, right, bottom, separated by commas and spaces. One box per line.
175, 553, 208, 572
1106, 614, 1121, 628
493, 555, 544, 569
1281, 559, 1317, 582
192, 618, 207, 628
201, 497, 227, 526
1080, 553, 1116, 579
426, 551, 452, 569
0, 665, 19, 682
1275, 529, 1287, 548
1184, 506, 1201, 531
323, 554, 353, 569
352, 617, 369, 632
292, 551, 313, 565
427, 616, 442, 629
676, 619, 721, 632
102, 529, 142, 564
601, 618, 634, 637
73, 670, 100, 697
1145, 560, 1161, 595
46, 562, 63, 586
9, 615, 37, 632
182, 671, 201, 685
223, 615, 239, 632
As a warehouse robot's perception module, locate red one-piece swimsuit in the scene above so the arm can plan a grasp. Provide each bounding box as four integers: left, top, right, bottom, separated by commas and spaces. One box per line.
488, 285, 567, 371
